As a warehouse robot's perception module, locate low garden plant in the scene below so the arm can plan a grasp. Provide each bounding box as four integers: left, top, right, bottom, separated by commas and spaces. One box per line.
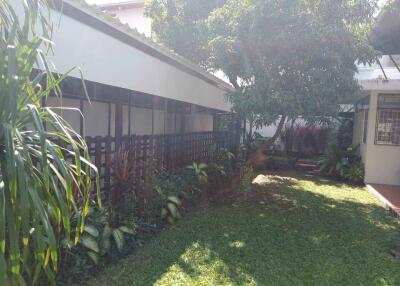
154, 171, 191, 225
59, 206, 136, 284
207, 146, 236, 188
319, 144, 364, 184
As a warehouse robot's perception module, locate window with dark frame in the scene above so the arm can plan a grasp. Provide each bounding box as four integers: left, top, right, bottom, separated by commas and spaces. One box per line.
355, 95, 370, 144
362, 111, 368, 144
375, 94, 400, 145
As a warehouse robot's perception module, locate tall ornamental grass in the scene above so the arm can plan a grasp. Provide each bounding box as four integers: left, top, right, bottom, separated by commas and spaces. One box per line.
0, 0, 99, 284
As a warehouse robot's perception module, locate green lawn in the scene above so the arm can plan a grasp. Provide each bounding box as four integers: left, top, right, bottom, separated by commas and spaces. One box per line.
87, 173, 400, 286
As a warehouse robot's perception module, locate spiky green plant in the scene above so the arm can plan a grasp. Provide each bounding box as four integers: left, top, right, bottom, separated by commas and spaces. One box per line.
0, 0, 99, 284
187, 163, 208, 185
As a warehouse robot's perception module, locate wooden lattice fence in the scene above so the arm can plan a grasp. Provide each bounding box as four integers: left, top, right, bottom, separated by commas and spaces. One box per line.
84, 130, 239, 195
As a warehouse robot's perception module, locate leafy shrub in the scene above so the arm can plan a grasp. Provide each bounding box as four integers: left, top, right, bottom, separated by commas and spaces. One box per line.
319, 144, 364, 184
110, 150, 142, 223
318, 144, 342, 175
211, 147, 235, 172
153, 167, 199, 224
187, 163, 208, 185
207, 146, 235, 188
157, 193, 183, 224
59, 207, 136, 283
343, 162, 364, 184
207, 163, 228, 188
78, 207, 136, 260
109, 149, 160, 224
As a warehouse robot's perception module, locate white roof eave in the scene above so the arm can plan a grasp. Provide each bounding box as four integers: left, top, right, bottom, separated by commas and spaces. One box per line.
63, 0, 234, 92
359, 79, 400, 91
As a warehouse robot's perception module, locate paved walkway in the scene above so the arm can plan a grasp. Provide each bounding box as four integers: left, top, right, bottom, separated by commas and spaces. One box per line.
368, 184, 400, 216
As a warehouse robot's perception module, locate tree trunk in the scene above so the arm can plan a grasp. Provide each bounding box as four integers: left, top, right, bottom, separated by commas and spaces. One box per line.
247, 115, 287, 170
248, 119, 254, 143
227, 75, 286, 170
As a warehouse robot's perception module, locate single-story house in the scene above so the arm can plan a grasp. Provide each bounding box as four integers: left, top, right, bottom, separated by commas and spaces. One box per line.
13, 0, 237, 190
16, 0, 234, 139
353, 81, 400, 186
353, 1, 400, 187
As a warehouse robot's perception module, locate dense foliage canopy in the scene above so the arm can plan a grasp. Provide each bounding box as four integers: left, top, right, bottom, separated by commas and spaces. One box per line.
146, 0, 378, 133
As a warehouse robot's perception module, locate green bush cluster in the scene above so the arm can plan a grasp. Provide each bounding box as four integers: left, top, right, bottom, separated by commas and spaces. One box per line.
208, 147, 236, 188
154, 167, 199, 224
63, 146, 238, 281
319, 144, 364, 184
154, 147, 236, 224
58, 207, 136, 284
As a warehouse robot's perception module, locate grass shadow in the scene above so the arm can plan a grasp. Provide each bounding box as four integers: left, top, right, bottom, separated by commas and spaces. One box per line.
87, 172, 400, 286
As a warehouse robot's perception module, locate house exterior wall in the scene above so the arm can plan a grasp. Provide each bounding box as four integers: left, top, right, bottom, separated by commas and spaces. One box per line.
352, 111, 367, 162
46, 97, 83, 133
42, 5, 231, 112
46, 96, 214, 136
11, 1, 231, 137
362, 91, 400, 185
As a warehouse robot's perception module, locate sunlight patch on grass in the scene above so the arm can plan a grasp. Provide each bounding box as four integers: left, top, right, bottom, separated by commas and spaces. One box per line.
87, 173, 400, 286
229, 240, 246, 248
154, 242, 256, 286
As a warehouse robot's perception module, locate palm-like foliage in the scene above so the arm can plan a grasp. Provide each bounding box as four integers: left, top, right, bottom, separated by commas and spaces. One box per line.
0, 0, 99, 284
187, 163, 208, 185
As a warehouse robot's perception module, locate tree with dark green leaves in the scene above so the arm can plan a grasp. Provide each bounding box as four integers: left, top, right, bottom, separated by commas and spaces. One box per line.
146, 0, 378, 148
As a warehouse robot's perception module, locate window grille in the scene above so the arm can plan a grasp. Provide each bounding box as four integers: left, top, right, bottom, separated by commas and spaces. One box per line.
375, 107, 400, 145
378, 94, 400, 109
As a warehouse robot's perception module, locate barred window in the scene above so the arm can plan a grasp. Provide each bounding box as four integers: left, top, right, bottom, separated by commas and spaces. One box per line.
375, 95, 400, 145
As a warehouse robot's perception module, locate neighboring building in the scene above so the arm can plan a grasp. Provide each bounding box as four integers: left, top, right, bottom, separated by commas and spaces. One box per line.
94, 0, 151, 37
353, 1, 400, 186
14, 0, 233, 138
